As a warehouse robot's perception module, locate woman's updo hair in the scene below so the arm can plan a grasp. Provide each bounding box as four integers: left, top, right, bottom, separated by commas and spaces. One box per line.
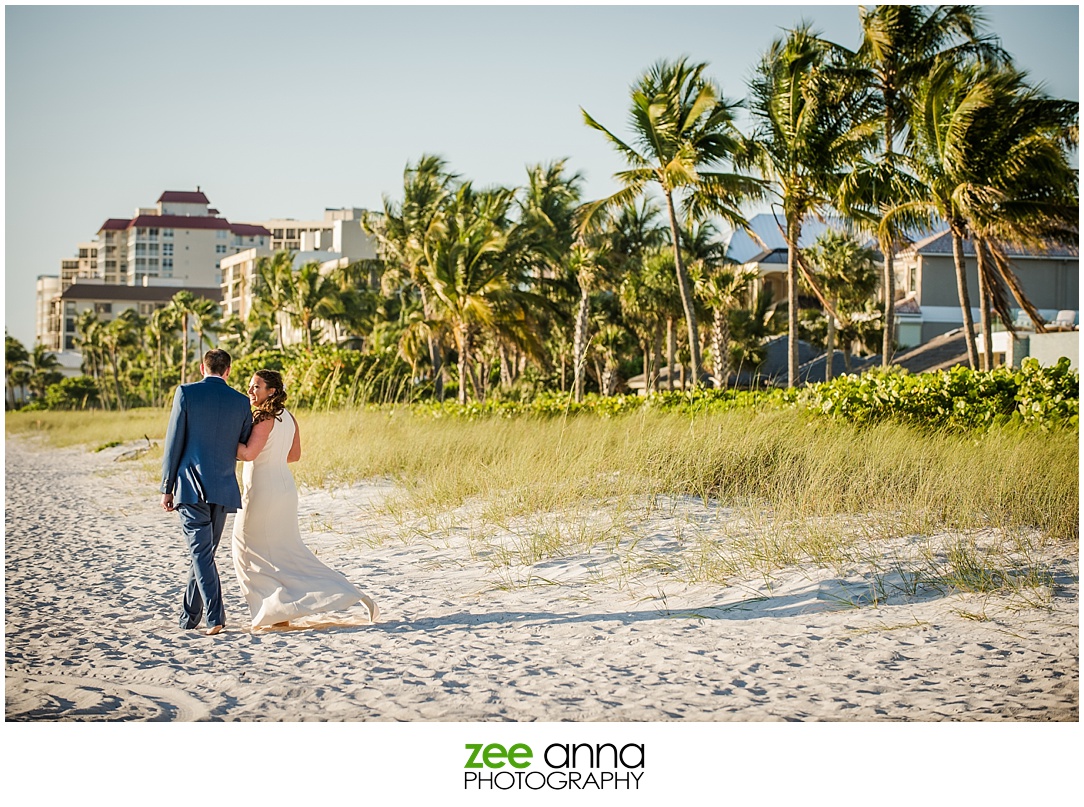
252, 369, 288, 425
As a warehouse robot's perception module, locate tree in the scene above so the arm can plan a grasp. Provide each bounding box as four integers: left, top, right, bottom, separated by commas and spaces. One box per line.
422, 183, 516, 404
805, 229, 880, 381
961, 63, 1078, 368
582, 57, 762, 388
366, 155, 460, 398
284, 261, 342, 348
839, 4, 1005, 365
747, 24, 878, 387
6, 333, 29, 409
253, 250, 297, 348
892, 57, 1078, 368
147, 306, 180, 407
696, 262, 756, 388
26, 343, 63, 402
100, 309, 144, 409
191, 297, 222, 356
168, 290, 198, 386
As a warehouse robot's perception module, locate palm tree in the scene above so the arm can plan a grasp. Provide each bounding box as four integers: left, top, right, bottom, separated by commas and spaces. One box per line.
168, 290, 198, 385
567, 239, 606, 402
100, 309, 144, 409
838, 4, 1006, 365
147, 306, 179, 407
962, 64, 1078, 368
892, 57, 1077, 368
284, 261, 342, 348
582, 57, 763, 388
253, 250, 296, 348
366, 155, 460, 397
6, 333, 29, 409
422, 183, 515, 404
696, 262, 756, 388
806, 229, 880, 381
191, 297, 221, 356
747, 24, 878, 387
26, 343, 63, 402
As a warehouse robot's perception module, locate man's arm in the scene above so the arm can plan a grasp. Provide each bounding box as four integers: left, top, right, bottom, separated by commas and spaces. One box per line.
160, 386, 186, 501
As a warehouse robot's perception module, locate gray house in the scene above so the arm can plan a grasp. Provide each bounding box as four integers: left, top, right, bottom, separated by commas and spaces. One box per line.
893, 230, 1079, 347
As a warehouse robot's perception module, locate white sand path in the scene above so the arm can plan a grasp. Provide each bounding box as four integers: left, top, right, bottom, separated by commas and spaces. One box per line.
4, 435, 1077, 722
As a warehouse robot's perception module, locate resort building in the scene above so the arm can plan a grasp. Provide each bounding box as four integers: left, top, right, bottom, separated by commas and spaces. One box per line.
45, 278, 221, 353
222, 207, 380, 347
35, 189, 273, 352
91, 189, 273, 288
235, 207, 378, 259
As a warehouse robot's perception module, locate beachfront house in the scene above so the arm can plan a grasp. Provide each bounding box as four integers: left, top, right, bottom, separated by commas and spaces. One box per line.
893, 231, 1079, 365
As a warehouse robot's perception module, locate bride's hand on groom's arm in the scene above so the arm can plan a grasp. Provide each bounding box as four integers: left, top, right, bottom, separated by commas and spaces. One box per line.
237, 418, 274, 461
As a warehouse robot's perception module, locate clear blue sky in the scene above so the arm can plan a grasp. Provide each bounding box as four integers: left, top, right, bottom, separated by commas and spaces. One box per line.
4, 3, 1079, 349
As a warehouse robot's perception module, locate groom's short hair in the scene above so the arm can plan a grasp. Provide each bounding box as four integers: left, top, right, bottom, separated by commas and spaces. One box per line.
203, 349, 232, 377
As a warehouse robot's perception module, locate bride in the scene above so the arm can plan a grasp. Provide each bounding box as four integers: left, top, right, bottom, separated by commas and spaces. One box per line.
232, 369, 378, 629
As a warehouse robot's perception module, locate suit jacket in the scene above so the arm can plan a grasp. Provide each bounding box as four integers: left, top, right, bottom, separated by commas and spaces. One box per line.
160, 375, 254, 510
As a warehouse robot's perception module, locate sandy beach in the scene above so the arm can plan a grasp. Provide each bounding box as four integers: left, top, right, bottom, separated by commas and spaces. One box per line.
4, 434, 1078, 723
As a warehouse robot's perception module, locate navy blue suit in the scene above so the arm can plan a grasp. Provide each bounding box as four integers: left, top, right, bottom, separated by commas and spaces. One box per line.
161, 375, 253, 630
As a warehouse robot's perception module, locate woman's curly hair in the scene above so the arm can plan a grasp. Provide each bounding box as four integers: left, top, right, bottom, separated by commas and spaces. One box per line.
251, 369, 288, 425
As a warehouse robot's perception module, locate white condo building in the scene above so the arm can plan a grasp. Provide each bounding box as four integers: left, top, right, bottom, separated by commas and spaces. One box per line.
36, 189, 273, 354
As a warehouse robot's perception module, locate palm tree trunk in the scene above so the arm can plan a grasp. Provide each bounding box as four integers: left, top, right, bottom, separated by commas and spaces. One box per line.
573, 284, 590, 403
458, 323, 470, 405
880, 108, 897, 367
666, 317, 675, 391
180, 315, 189, 386
663, 190, 701, 388
711, 309, 726, 389
951, 228, 979, 369
420, 287, 443, 400
652, 326, 663, 392
976, 241, 994, 371
825, 296, 836, 383
498, 341, 513, 389
880, 235, 896, 365
786, 218, 801, 388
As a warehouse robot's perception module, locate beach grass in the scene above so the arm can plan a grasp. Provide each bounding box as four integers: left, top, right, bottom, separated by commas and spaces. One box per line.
7, 406, 1077, 603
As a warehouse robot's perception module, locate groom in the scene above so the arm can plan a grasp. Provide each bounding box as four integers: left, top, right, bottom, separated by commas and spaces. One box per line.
160, 348, 253, 635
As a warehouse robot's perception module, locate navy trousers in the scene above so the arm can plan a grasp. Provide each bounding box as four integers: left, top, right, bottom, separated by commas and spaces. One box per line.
177, 502, 229, 629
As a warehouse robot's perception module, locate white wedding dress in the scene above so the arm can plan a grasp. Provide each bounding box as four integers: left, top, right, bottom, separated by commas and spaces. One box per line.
231, 409, 377, 628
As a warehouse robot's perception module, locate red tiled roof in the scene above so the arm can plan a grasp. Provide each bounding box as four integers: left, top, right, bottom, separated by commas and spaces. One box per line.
60, 283, 222, 303
158, 191, 210, 204
230, 223, 272, 237
130, 215, 233, 230
99, 218, 131, 231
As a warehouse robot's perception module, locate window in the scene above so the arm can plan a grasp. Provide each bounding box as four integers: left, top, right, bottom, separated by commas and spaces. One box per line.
163, 258, 173, 270
163, 229, 174, 238
216, 244, 228, 254
217, 230, 228, 239
94, 302, 112, 314
162, 243, 173, 256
